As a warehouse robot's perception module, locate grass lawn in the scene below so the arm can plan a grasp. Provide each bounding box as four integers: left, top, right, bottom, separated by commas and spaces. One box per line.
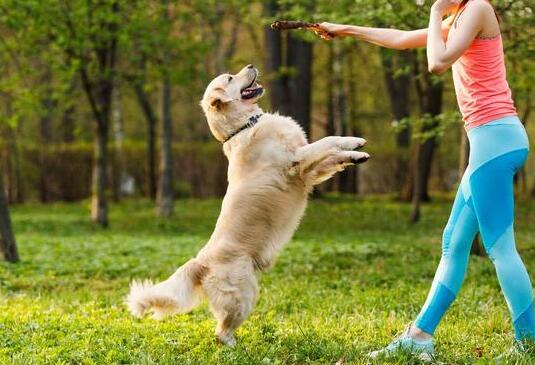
2, 196, 535, 364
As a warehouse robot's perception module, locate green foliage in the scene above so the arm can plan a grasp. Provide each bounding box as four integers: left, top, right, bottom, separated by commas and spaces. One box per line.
395, 111, 462, 142
2, 198, 535, 363
313, 0, 431, 28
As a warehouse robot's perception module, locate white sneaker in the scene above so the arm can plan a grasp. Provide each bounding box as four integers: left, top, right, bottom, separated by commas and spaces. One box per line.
367, 327, 435, 362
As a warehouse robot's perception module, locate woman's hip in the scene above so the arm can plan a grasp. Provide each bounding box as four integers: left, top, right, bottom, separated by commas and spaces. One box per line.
467, 115, 529, 170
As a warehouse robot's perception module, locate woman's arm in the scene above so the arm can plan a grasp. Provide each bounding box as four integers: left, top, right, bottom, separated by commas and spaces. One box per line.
315, 19, 452, 50
427, 0, 486, 74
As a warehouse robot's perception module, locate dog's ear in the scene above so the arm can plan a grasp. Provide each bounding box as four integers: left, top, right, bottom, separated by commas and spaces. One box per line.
209, 88, 233, 110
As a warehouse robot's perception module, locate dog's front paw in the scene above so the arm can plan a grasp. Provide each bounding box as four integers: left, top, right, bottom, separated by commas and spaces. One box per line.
336, 136, 367, 151
350, 151, 370, 164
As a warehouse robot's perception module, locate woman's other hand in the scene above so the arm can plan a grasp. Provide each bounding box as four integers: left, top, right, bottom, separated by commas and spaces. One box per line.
431, 0, 463, 16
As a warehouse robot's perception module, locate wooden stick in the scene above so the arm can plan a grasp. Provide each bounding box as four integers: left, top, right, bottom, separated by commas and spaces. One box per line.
270, 20, 334, 39
270, 20, 319, 31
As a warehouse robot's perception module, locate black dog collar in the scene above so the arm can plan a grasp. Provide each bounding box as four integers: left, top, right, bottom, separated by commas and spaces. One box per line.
223, 114, 263, 143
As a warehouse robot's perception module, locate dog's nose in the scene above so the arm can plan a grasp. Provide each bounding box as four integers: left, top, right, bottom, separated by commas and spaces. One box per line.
246, 64, 254, 69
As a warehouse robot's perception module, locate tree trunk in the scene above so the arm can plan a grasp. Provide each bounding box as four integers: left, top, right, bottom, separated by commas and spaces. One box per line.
91, 121, 109, 227
39, 99, 53, 202
332, 43, 353, 193
263, 0, 284, 110
5, 127, 24, 204
325, 43, 337, 192
112, 84, 126, 202
262, 1, 313, 135
286, 34, 313, 135
61, 78, 77, 143
157, 77, 174, 217
381, 50, 412, 194
75, 1, 118, 227
470, 234, 486, 256
345, 48, 360, 194
381, 50, 411, 148
326, 43, 336, 136
409, 69, 444, 223
157, 0, 174, 217
400, 146, 418, 201
410, 146, 423, 223
61, 105, 75, 143
38, 66, 56, 203
134, 83, 158, 200
418, 137, 437, 202
87, 69, 115, 228
410, 131, 439, 223
0, 173, 19, 262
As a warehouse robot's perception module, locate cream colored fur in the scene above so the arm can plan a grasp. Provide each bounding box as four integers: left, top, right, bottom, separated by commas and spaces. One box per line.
127, 65, 370, 346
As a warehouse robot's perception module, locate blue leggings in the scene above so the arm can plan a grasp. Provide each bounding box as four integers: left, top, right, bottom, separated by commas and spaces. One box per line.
414, 116, 535, 340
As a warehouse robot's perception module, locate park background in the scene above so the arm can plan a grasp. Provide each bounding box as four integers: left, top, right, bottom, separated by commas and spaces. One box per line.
0, 0, 534, 364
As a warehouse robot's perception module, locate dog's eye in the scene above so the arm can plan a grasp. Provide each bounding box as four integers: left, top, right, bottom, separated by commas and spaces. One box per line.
228, 76, 233, 82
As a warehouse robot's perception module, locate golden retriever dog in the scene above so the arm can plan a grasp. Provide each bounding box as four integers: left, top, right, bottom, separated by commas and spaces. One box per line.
127, 65, 369, 346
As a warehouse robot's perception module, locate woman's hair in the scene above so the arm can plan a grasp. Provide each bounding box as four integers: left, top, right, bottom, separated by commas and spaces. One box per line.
451, 0, 500, 26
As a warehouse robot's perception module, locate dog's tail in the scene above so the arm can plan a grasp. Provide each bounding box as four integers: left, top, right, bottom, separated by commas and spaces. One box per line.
126, 259, 207, 320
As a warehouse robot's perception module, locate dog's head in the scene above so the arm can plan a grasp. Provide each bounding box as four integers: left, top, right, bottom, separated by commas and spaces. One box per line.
201, 65, 264, 142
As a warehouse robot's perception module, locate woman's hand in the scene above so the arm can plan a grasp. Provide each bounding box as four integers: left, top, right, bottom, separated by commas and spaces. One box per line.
431, 0, 463, 16
310, 22, 341, 40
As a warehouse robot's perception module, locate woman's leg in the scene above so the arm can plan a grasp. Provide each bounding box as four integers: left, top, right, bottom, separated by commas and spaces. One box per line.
414, 175, 479, 335
368, 180, 478, 360
468, 147, 535, 340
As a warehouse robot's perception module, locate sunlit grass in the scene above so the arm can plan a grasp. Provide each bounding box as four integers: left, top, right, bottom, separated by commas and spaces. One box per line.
2, 196, 535, 364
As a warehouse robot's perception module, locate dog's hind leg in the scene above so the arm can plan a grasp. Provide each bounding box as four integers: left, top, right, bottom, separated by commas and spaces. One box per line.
204, 268, 258, 346
212, 299, 251, 347
304, 151, 370, 186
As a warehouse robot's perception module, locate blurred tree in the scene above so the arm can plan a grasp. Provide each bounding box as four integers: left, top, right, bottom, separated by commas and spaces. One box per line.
124, 0, 210, 208
111, 83, 126, 202
326, 41, 359, 193
20, 0, 125, 227
0, 173, 18, 262
343, 47, 361, 194
409, 54, 444, 222
0, 8, 22, 261
381, 49, 413, 192
157, 0, 174, 217
132, 72, 158, 200
125, 11, 160, 201
381, 50, 412, 148
39, 70, 55, 203
263, 0, 313, 136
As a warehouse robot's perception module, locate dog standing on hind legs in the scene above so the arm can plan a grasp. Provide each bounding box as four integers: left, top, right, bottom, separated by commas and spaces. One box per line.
126, 64, 370, 346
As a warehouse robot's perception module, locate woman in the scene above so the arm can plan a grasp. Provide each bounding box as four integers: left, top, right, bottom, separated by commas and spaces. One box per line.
313, 0, 534, 360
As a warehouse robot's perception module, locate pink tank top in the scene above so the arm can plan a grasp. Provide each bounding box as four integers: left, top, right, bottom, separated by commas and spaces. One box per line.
452, 35, 517, 130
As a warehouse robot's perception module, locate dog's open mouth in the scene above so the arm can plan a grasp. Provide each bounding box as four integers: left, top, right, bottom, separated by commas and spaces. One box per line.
241, 77, 263, 100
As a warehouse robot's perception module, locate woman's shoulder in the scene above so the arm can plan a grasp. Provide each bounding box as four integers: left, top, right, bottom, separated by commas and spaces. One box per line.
463, 0, 501, 37
465, 0, 495, 14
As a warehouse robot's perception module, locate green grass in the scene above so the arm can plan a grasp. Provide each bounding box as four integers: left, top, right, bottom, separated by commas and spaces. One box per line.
2, 196, 535, 364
